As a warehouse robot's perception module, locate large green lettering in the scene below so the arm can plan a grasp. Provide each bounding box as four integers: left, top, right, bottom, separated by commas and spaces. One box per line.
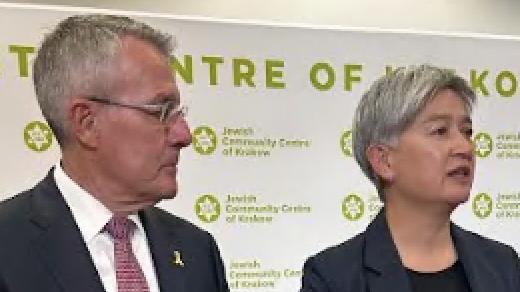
309, 62, 335, 91
265, 59, 285, 89
233, 58, 255, 87
9, 45, 35, 77
496, 70, 517, 98
470, 69, 489, 96
344, 64, 362, 91
202, 56, 224, 86
170, 55, 193, 84
385, 66, 397, 75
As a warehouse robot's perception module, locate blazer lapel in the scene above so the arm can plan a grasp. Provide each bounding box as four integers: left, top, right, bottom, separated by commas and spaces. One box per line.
363, 210, 413, 292
29, 172, 105, 292
141, 208, 187, 292
452, 225, 503, 292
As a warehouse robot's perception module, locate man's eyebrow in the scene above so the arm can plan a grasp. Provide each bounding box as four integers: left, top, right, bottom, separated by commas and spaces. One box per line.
462, 116, 472, 124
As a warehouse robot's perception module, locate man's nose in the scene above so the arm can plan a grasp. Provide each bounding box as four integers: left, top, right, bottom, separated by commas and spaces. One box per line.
167, 117, 192, 148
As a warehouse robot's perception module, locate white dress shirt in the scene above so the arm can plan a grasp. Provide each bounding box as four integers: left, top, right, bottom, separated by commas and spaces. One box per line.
54, 163, 161, 292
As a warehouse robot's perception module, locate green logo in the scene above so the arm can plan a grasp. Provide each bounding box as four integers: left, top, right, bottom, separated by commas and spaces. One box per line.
195, 194, 221, 223
340, 130, 353, 157
472, 193, 493, 219
192, 126, 218, 155
23, 121, 53, 152
342, 193, 364, 221
473, 132, 492, 158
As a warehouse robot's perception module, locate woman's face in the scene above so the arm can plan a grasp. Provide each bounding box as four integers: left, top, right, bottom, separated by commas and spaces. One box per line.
385, 88, 475, 207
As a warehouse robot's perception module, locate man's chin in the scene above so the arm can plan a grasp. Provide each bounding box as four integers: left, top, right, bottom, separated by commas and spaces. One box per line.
161, 165, 177, 176
158, 191, 177, 200
141, 191, 176, 208
147, 176, 178, 201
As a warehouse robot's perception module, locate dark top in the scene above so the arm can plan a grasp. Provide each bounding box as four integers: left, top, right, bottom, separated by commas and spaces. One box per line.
406, 261, 471, 292
300, 209, 520, 292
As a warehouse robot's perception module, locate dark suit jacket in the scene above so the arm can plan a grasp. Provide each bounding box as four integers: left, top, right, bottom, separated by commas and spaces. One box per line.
0, 171, 229, 292
301, 210, 520, 292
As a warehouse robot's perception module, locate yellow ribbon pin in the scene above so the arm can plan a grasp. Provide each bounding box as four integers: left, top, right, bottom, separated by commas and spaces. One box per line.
172, 250, 184, 267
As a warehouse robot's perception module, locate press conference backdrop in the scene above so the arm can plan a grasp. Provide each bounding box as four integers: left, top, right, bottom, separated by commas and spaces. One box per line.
1, 3, 520, 291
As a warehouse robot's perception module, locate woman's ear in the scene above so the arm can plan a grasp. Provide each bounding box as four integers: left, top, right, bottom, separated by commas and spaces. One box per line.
366, 144, 395, 183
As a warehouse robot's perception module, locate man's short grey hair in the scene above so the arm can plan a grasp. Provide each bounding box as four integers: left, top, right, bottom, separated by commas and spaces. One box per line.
352, 64, 476, 200
33, 14, 175, 145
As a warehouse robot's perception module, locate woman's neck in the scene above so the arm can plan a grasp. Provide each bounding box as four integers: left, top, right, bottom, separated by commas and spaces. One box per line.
385, 195, 457, 272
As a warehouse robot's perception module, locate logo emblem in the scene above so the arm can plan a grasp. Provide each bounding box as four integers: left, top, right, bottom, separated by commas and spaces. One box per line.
24, 121, 53, 152
342, 193, 364, 221
473, 132, 492, 158
472, 193, 493, 219
192, 126, 218, 155
340, 130, 353, 157
195, 194, 221, 223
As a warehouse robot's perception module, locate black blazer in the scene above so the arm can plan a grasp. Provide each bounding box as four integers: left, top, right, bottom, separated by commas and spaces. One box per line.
0, 171, 229, 292
301, 210, 520, 292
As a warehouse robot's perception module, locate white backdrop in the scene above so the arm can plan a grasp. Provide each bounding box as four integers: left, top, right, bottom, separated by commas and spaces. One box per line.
1, 3, 520, 292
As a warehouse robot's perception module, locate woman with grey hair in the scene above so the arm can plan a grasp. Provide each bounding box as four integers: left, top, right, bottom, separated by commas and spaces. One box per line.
300, 64, 520, 292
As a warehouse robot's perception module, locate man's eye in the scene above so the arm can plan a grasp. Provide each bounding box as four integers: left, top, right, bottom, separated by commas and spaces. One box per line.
463, 128, 473, 138
141, 107, 163, 119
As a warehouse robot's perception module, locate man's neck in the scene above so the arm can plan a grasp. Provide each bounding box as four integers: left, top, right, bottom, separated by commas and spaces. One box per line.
61, 150, 154, 216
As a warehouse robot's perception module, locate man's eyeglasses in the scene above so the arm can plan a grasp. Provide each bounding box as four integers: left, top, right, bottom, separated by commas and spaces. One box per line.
87, 97, 187, 124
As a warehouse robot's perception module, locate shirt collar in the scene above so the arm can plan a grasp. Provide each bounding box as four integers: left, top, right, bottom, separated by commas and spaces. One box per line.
53, 162, 146, 243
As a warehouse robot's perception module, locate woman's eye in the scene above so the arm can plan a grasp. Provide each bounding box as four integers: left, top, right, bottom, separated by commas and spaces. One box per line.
433, 127, 448, 135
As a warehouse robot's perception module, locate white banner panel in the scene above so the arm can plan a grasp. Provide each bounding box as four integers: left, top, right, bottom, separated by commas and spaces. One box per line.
1, 3, 520, 291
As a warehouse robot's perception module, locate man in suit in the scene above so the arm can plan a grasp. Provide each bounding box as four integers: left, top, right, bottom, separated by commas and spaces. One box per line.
0, 14, 229, 292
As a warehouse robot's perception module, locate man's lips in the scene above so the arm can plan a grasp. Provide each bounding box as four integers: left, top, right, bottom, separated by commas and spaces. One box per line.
161, 163, 177, 169
160, 159, 178, 171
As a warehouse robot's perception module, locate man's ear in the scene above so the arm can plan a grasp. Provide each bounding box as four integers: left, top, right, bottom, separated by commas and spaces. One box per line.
366, 144, 395, 183
68, 97, 99, 148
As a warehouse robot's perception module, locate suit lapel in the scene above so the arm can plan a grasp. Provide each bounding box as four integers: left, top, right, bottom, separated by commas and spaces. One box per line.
141, 208, 187, 292
363, 210, 413, 292
452, 225, 503, 292
29, 172, 105, 292
362, 212, 508, 292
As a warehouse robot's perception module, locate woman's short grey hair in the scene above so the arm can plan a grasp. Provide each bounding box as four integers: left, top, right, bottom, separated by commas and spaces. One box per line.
352, 64, 476, 200
33, 14, 175, 145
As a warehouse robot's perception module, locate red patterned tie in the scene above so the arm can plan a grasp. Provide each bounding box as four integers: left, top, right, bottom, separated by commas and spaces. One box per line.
105, 216, 150, 292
